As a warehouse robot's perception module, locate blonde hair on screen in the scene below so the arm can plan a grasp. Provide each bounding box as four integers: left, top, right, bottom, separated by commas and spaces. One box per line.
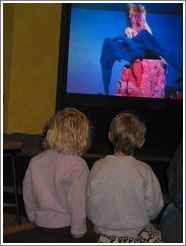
42, 108, 92, 156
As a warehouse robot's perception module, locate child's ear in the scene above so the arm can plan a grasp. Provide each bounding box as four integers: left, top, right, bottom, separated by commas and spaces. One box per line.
108, 131, 112, 142
139, 138, 145, 148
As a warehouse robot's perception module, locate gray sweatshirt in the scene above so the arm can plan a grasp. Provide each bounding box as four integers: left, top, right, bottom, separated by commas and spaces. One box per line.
86, 155, 164, 236
23, 149, 89, 235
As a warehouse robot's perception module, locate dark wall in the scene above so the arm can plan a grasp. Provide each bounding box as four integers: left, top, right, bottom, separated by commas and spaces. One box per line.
59, 100, 183, 160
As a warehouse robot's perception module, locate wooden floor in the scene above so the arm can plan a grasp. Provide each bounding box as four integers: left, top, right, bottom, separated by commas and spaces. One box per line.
3, 212, 29, 229
3, 221, 36, 235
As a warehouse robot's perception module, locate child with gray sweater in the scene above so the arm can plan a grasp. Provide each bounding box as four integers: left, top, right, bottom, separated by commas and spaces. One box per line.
86, 111, 164, 243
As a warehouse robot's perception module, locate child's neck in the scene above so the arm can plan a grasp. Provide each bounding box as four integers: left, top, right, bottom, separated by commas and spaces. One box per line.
114, 152, 132, 157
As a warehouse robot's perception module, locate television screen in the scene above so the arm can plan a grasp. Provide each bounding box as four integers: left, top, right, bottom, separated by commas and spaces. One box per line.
65, 3, 183, 99
56, 3, 183, 158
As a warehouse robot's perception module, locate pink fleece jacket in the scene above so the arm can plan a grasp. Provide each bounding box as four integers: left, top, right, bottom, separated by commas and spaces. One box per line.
23, 149, 89, 235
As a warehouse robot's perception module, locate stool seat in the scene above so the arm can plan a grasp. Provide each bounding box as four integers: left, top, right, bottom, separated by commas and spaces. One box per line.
4, 140, 23, 151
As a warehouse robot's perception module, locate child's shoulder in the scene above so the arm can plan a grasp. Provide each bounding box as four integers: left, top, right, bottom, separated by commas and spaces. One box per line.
72, 155, 88, 168
29, 150, 48, 164
91, 155, 113, 168
129, 158, 155, 176
61, 154, 89, 170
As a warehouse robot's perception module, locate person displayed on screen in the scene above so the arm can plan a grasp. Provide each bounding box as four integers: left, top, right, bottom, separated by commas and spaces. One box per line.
100, 4, 182, 95
124, 4, 152, 39
160, 138, 183, 243
23, 108, 93, 239
86, 111, 164, 243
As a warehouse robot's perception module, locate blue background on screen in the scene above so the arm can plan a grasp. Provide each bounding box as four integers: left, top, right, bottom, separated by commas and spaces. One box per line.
66, 3, 183, 97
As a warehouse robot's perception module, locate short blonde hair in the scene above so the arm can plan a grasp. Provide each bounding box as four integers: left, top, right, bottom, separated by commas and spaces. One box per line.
42, 108, 92, 155
109, 112, 146, 155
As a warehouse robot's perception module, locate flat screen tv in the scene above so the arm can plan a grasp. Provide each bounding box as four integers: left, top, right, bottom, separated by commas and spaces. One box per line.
56, 3, 183, 157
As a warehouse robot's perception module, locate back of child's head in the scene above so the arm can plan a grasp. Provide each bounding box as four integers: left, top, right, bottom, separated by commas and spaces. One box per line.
42, 107, 92, 155
109, 111, 146, 155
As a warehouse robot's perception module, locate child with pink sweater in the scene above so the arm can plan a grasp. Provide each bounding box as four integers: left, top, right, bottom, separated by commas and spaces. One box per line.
23, 108, 92, 239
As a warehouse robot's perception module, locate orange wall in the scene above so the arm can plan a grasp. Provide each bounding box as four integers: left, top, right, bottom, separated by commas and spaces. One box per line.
3, 3, 62, 134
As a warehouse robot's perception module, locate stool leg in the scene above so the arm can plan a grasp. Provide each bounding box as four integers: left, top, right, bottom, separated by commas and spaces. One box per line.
11, 154, 21, 225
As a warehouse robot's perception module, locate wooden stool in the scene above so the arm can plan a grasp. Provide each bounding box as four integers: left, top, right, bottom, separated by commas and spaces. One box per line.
3, 139, 24, 225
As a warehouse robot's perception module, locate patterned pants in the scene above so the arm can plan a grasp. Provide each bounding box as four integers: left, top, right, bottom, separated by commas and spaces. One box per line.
97, 227, 163, 243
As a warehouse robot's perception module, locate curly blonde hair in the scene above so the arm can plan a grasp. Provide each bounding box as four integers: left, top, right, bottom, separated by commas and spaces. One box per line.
42, 108, 93, 156
109, 111, 146, 155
